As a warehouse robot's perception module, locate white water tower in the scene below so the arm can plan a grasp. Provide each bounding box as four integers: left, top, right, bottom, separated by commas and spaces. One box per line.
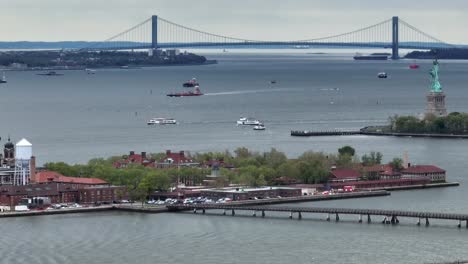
14, 138, 32, 185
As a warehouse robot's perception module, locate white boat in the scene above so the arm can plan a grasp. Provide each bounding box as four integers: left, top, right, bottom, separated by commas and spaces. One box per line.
237, 117, 261, 126
85, 68, 96, 74
147, 118, 177, 125
253, 124, 266, 130
0, 72, 6, 83
377, 72, 387, 78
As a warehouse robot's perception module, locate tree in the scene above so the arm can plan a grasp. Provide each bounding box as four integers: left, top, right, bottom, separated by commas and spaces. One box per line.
338, 146, 355, 157
390, 157, 404, 172
361, 151, 383, 166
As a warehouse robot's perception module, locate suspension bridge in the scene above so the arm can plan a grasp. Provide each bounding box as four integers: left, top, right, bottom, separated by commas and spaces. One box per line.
84, 16, 459, 59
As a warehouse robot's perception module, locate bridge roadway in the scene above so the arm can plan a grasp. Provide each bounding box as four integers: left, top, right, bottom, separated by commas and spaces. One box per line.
167, 204, 468, 228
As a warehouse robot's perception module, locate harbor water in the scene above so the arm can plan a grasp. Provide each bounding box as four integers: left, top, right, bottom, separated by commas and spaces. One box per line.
1, 53, 468, 263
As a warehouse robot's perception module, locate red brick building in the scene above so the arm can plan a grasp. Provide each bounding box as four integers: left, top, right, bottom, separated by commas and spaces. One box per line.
0, 171, 128, 207
157, 150, 199, 168
401, 165, 446, 182
113, 151, 155, 168
329, 169, 361, 182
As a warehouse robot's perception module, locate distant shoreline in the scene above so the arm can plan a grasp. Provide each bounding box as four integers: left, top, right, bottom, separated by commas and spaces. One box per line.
1, 60, 217, 72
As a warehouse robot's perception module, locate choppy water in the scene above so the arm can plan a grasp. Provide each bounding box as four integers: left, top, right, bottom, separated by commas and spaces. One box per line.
1, 53, 468, 263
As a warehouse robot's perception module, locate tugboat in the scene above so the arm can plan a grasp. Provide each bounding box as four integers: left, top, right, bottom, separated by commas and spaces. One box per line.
253, 123, 266, 130
37, 71, 64, 76
183, 78, 199, 87
0, 72, 6, 83
167, 86, 203, 97
237, 117, 261, 126
147, 118, 177, 125
377, 72, 388, 78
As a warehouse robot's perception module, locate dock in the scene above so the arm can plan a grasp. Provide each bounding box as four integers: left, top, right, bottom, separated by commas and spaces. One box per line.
167, 204, 468, 228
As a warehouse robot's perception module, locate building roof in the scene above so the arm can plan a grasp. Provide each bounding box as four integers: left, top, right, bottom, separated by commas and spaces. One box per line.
330, 169, 361, 179
35, 171, 108, 185
364, 164, 401, 176
16, 138, 32, 147
160, 150, 194, 164
402, 165, 445, 174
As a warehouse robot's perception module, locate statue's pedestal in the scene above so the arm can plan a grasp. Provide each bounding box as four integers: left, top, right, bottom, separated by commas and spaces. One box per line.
426, 92, 447, 117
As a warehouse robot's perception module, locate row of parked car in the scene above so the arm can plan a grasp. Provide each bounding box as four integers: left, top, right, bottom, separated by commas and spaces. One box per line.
147, 197, 234, 205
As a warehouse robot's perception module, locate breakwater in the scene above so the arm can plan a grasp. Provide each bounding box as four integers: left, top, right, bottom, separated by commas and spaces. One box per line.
291, 130, 468, 138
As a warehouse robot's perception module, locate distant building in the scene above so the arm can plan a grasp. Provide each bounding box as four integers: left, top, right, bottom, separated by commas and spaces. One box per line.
157, 150, 199, 168
35, 171, 109, 187
401, 165, 446, 182
329, 169, 361, 182
113, 151, 155, 168
363, 164, 401, 180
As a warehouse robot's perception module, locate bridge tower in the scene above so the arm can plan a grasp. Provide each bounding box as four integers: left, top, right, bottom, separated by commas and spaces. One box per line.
392, 16, 399, 60
151, 15, 158, 49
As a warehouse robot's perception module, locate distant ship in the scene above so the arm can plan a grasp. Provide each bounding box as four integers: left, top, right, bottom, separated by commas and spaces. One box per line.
377, 72, 388, 78
37, 71, 63, 76
237, 117, 262, 126
167, 86, 203, 97
409, 64, 420, 69
147, 118, 177, 125
85, 68, 96, 74
0, 72, 6, 83
183, 78, 199, 87
353, 53, 388, 60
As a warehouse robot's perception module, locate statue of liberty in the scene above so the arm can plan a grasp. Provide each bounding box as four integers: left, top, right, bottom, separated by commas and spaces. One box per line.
429, 59, 442, 93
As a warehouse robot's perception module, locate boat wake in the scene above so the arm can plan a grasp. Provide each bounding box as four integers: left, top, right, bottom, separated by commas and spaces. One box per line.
204, 88, 302, 96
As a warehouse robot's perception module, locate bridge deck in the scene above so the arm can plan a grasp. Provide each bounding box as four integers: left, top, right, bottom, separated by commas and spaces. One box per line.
167, 204, 468, 221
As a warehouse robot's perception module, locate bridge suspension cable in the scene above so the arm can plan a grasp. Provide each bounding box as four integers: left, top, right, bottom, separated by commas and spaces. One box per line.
83, 15, 457, 52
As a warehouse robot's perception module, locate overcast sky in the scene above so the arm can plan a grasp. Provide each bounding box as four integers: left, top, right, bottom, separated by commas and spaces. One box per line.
2, 0, 468, 43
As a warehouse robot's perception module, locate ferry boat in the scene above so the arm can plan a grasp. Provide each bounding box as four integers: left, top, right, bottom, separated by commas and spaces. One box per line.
253, 124, 266, 130
377, 72, 388, 78
0, 72, 6, 83
147, 118, 177, 125
37, 71, 63, 76
353, 53, 388, 60
183, 78, 199, 87
167, 86, 203, 97
409, 64, 420, 69
237, 117, 261, 126
85, 68, 96, 74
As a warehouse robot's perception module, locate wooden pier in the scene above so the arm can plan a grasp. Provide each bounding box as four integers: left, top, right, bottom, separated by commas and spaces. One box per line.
167, 204, 468, 228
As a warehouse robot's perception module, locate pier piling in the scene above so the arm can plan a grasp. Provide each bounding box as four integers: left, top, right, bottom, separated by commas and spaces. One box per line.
326, 213, 330, 221
223, 209, 226, 215
417, 218, 421, 226
336, 213, 340, 222
359, 214, 362, 223
202, 209, 205, 214
231, 209, 235, 216
367, 214, 371, 223
298, 212, 302, 220
252, 211, 256, 217
289, 212, 293, 219
262, 210, 265, 218
193, 208, 197, 214
425, 217, 430, 226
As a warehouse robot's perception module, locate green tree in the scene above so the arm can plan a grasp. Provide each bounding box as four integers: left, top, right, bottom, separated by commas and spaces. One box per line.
390, 157, 404, 172
338, 146, 355, 157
